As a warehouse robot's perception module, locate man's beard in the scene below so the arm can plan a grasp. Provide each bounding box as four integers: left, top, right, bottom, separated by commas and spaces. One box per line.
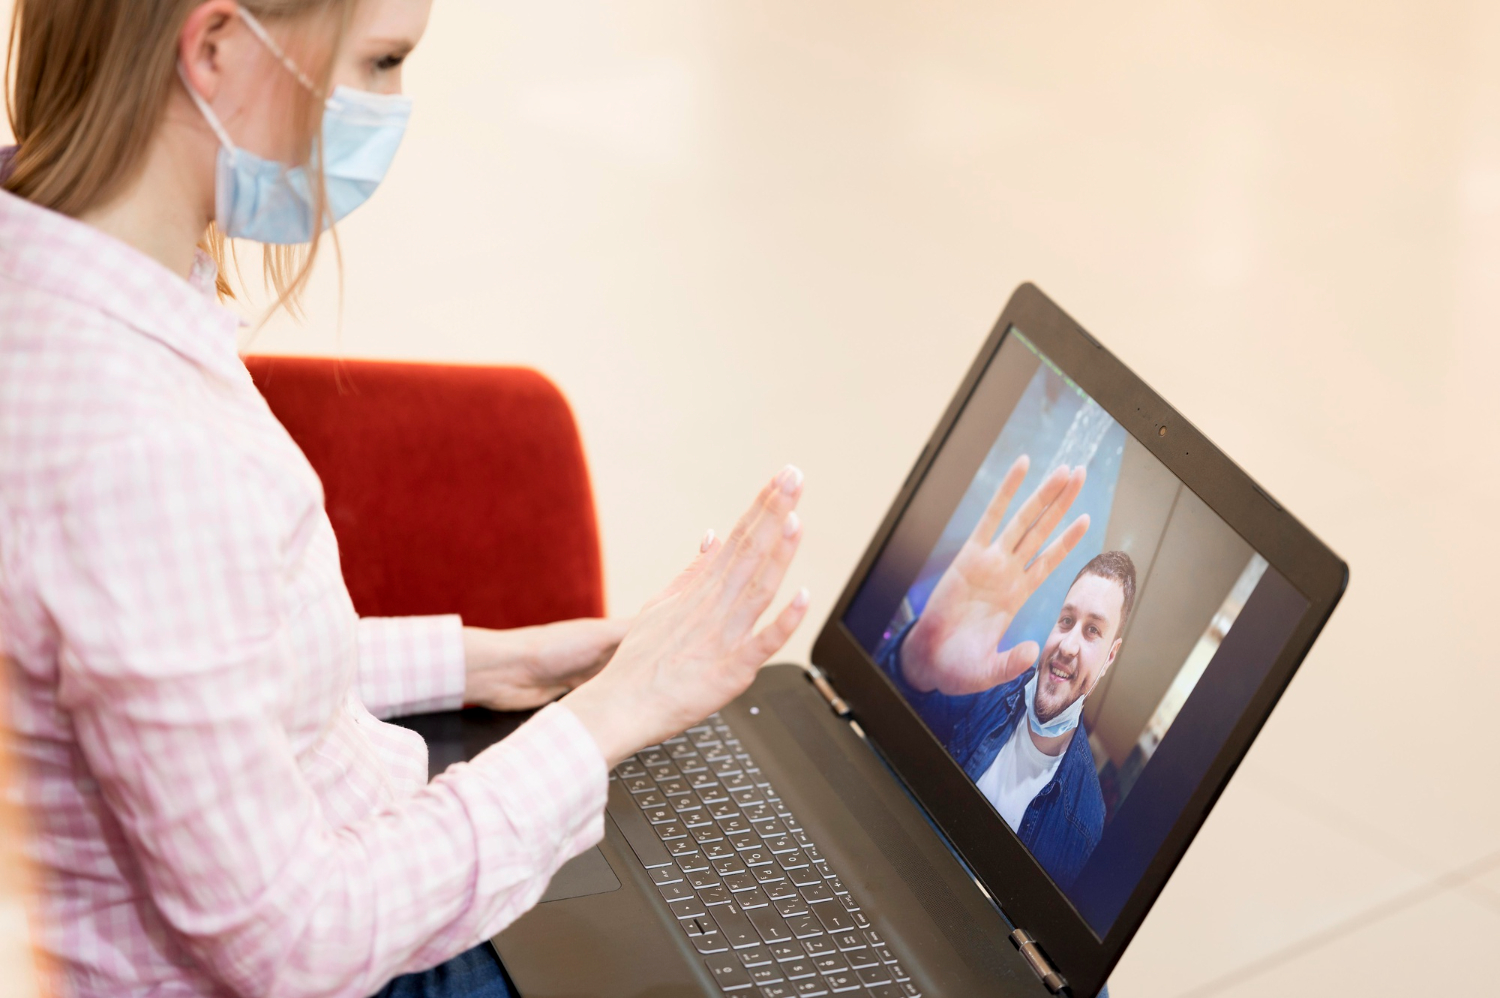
1034, 648, 1085, 723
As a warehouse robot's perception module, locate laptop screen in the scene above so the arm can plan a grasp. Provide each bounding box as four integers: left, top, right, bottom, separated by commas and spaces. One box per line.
841, 326, 1310, 935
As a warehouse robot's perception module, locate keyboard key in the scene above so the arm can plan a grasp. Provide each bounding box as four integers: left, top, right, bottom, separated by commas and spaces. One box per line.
856, 965, 891, 986
769, 940, 805, 962
677, 757, 710, 775
698, 886, 732, 906
722, 773, 754, 791
691, 932, 730, 955
866, 986, 903, 998
747, 908, 794, 944
737, 888, 771, 909
732, 788, 764, 806
851, 911, 873, 930
688, 870, 721, 890
714, 857, 748, 876
863, 929, 885, 945
730, 832, 761, 850
693, 825, 725, 844
738, 945, 773, 967
777, 851, 810, 870
846, 948, 879, 970
624, 776, 654, 794
639, 750, 670, 768
799, 883, 832, 904
888, 962, 910, 981
650, 866, 683, 885
822, 971, 861, 993
742, 849, 773, 867
669, 896, 707, 919
801, 936, 838, 957
743, 803, 774, 822
677, 852, 711, 873
719, 817, 752, 836
826, 877, 848, 895
668, 839, 701, 858
704, 954, 754, 991
636, 791, 666, 808
705, 841, 737, 860
896, 983, 921, 997
785, 915, 823, 939
712, 908, 763, 950
800, 843, 822, 862
758, 984, 794, 998
684, 811, 716, 829
658, 882, 693, 903
793, 830, 813, 847
711, 759, 743, 777
755, 819, 788, 837
766, 880, 798, 900
709, 801, 740, 820
871, 944, 893, 963
754, 865, 787, 885
782, 958, 817, 980
762, 834, 794, 853
655, 822, 687, 841
659, 778, 691, 796
647, 763, 677, 781
793, 981, 829, 997
775, 897, 809, 918
814, 906, 855, 933
644, 807, 674, 824
616, 760, 647, 778
810, 952, 848, 974
724, 872, 758, 892
748, 965, 785, 987
838, 895, 859, 912
672, 793, 704, 814
688, 770, 720, 790
831, 931, 865, 951
788, 867, 823, 887
669, 743, 698, 760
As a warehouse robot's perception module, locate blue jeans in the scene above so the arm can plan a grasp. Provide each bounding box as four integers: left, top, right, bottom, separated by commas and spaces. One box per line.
370, 943, 516, 998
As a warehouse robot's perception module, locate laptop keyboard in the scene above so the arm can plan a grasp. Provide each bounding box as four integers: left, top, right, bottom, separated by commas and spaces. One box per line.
609, 713, 921, 997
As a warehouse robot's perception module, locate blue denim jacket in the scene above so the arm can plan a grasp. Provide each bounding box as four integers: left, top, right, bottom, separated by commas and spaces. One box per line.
875, 622, 1106, 891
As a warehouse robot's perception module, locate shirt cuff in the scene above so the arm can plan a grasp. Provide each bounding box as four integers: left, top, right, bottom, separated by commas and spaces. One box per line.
356, 615, 467, 719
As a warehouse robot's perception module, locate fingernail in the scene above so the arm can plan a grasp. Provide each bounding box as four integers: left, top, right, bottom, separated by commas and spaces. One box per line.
700, 528, 716, 553
779, 464, 804, 495
792, 587, 810, 609
782, 511, 801, 539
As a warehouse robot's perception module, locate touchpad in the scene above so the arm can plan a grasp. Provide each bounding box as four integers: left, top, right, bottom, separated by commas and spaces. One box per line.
538, 847, 621, 903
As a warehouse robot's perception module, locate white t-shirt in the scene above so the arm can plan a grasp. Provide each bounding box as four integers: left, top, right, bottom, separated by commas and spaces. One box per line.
976, 718, 1066, 831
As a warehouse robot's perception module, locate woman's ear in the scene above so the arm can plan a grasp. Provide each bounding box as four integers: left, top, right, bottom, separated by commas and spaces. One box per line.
178, 0, 243, 101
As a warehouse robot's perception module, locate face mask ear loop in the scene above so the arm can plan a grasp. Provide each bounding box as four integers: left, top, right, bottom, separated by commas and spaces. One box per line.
176, 62, 238, 153
236, 4, 322, 96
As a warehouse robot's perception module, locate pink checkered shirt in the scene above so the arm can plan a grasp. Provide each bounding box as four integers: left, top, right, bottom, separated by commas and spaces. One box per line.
0, 182, 608, 997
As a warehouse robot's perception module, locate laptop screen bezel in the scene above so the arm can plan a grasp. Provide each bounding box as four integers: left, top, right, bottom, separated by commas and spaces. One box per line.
810, 283, 1347, 998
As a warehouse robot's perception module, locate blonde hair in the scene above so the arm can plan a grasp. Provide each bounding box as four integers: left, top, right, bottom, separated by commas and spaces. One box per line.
3, 0, 354, 310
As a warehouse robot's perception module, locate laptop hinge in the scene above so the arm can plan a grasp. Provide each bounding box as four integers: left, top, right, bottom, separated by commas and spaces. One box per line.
1010, 929, 1068, 994
805, 666, 851, 717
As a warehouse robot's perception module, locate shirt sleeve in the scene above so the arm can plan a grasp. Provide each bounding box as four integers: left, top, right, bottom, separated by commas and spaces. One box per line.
357, 615, 467, 719
36, 428, 608, 998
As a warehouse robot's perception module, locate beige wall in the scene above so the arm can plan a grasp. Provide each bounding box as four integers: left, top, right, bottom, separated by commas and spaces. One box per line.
6, 1, 1500, 995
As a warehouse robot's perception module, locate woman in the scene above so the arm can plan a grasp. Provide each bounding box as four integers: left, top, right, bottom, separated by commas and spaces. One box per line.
0, 2, 810, 996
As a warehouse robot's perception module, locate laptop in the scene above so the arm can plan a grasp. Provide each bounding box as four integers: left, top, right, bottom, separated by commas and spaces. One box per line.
491, 283, 1348, 998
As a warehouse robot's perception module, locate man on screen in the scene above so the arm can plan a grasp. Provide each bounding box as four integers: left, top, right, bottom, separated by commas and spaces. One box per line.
877, 455, 1136, 889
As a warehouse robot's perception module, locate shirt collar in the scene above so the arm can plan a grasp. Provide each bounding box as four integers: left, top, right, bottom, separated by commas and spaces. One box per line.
0, 171, 246, 382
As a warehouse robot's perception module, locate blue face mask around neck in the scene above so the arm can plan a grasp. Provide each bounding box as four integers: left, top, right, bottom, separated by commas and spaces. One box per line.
177, 6, 411, 245
1023, 670, 1087, 739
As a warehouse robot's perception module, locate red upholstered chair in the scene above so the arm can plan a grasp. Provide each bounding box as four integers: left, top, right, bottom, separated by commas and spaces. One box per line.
244, 356, 603, 631
245, 356, 604, 764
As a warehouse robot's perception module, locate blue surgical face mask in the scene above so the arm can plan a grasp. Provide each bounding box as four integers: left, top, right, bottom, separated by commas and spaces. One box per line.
177, 5, 411, 245
1023, 671, 1087, 739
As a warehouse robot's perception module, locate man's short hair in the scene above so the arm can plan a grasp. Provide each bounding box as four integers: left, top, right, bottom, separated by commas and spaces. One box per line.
1071, 550, 1137, 638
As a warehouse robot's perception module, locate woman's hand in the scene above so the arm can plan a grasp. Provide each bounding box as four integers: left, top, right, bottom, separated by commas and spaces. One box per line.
561, 465, 811, 766
461, 618, 632, 711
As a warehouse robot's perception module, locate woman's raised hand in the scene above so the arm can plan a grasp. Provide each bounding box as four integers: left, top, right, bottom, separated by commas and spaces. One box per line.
561, 466, 811, 766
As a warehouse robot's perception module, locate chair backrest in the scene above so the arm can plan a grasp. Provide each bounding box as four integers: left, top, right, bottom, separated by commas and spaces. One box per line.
244, 356, 604, 628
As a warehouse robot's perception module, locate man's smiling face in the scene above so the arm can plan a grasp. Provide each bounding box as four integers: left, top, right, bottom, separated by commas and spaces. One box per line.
1033, 572, 1126, 723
